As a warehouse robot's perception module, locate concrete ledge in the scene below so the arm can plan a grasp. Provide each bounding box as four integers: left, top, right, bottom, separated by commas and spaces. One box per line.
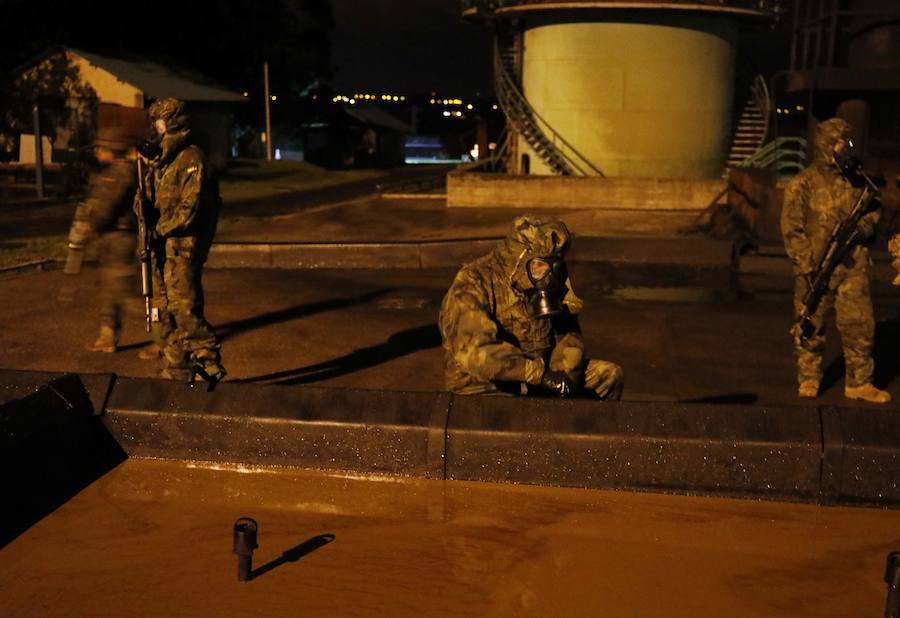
446, 397, 821, 501
207, 236, 733, 270
5, 370, 900, 507
447, 172, 725, 210
821, 406, 900, 506
0, 368, 116, 415
571, 237, 732, 267
207, 240, 502, 270
102, 378, 449, 479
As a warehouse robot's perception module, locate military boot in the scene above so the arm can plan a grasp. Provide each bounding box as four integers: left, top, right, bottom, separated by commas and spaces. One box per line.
798, 380, 819, 398
845, 383, 892, 404
86, 326, 118, 353
138, 343, 161, 360
191, 361, 227, 389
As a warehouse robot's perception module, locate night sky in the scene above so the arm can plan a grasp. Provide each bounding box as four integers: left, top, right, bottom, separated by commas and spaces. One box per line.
330, 0, 493, 97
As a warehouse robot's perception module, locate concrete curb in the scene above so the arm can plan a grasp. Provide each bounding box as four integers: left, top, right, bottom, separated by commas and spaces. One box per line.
2, 369, 898, 507
207, 236, 735, 270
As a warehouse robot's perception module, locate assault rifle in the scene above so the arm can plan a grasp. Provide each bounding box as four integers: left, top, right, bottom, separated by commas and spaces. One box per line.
135, 141, 161, 332
793, 158, 880, 342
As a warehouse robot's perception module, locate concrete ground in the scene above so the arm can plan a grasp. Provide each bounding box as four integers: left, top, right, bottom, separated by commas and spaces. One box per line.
2, 458, 899, 617
2, 262, 899, 407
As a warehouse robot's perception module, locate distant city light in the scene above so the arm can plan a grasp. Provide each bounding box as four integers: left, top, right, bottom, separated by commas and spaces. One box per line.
242, 91, 249, 97
467, 104, 473, 110
350, 99, 356, 104
430, 99, 435, 104
492, 104, 498, 110
274, 148, 282, 160
270, 95, 277, 101
442, 111, 451, 117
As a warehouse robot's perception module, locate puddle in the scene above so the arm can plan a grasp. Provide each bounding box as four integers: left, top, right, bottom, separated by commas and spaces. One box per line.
606, 286, 721, 303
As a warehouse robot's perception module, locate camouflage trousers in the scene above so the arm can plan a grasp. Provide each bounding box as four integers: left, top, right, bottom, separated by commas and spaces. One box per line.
97, 231, 136, 334
151, 237, 221, 377
792, 268, 874, 387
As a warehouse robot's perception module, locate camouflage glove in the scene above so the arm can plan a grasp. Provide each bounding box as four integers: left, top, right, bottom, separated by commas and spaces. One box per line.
539, 368, 577, 398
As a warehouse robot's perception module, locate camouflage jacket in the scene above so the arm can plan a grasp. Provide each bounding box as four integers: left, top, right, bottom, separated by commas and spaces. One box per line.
69, 159, 136, 245
148, 130, 220, 257
439, 222, 583, 394
781, 121, 878, 278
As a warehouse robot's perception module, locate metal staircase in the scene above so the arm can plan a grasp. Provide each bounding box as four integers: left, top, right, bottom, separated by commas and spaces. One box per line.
726, 75, 770, 169
493, 28, 603, 176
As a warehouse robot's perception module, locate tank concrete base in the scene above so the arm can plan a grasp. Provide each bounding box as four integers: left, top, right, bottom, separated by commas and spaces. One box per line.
446, 172, 724, 228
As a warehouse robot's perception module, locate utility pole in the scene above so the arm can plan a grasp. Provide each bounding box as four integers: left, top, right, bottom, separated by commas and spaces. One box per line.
32, 102, 45, 199
263, 62, 273, 161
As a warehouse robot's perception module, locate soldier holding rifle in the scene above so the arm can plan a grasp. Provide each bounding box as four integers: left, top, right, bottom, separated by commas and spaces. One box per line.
781, 117, 890, 403
136, 98, 226, 386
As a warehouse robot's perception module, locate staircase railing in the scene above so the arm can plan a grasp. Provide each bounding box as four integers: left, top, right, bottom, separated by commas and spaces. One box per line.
749, 74, 771, 144
493, 40, 604, 176
737, 136, 807, 176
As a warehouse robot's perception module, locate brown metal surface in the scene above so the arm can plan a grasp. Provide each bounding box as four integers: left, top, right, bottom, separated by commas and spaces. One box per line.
2, 458, 899, 616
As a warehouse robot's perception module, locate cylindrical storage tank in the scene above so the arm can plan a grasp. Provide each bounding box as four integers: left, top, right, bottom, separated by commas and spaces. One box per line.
519, 13, 738, 178
847, 0, 900, 71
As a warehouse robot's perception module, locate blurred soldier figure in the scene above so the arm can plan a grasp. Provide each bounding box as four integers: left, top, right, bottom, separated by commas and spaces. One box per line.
781, 117, 890, 403
139, 98, 225, 383
65, 125, 138, 352
889, 234, 900, 286
439, 215, 623, 399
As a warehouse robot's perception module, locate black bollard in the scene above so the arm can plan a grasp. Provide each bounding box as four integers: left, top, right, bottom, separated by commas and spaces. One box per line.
886, 551, 900, 618
233, 517, 258, 582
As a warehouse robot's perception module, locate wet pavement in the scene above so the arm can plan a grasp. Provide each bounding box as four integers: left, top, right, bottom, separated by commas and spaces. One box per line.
1, 458, 898, 617
1, 263, 899, 406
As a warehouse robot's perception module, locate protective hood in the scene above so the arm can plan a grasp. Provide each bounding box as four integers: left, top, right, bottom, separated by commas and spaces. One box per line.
148, 98, 191, 134
813, 117, 851, 163
493, 215, 583, 315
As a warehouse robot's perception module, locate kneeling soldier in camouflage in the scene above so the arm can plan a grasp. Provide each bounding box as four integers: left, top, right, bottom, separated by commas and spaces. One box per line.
439, 216, 623, 398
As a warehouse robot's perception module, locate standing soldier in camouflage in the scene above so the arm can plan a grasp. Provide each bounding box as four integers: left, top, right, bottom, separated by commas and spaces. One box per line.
139, 98, 225, 383
439, 215, 623, 398
65, 125, 138, 353
781, 117, 890, 403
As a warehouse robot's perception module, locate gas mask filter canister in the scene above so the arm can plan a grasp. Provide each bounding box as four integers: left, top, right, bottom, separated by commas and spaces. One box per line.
525, 256, 565, 319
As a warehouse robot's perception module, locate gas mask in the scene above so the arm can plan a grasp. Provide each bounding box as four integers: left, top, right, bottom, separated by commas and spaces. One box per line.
524, 255, 566, 319
137, 139, 162, 161
834, 138, 863, 177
